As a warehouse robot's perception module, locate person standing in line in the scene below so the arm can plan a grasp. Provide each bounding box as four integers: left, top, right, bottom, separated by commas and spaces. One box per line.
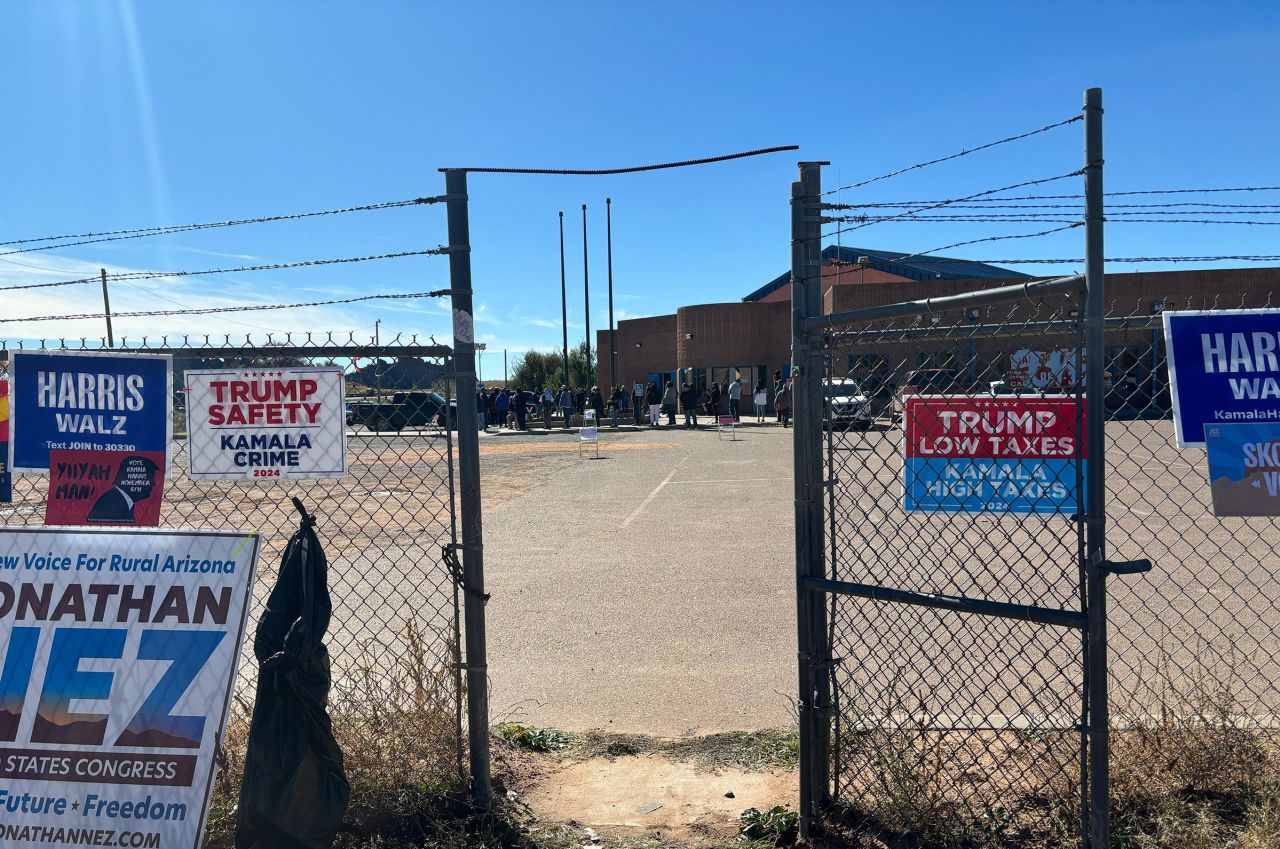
486, 389, 499, 429
477, 388, 488, 429
558, 385, 574, 429
513, 387, 529, 430
609, 385, 624, 428
753, 377, 768, 422
776, 377, 793, 428
589, 386, 605, 424
662, 381, 677, 426
496, 388, 511, 429
575, 388, 586, 417
727, 376, 743, 421
633, 380, 645, 425
772, 370, 785, 422
542, 385, 554, 429
680, 382, 700, 429
708, 381, 721, 418
646, 381, 662, 427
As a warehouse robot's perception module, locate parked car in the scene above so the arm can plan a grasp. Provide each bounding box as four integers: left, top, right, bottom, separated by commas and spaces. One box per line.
356, 392, 457, 431
824, 378, 873, 429
892, 369, 957, 420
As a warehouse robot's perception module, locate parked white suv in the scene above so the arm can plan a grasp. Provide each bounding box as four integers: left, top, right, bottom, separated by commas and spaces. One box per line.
824, 378, 873, 429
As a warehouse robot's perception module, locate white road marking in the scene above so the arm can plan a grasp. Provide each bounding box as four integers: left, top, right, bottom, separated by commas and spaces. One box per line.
622, 463, 684, 528
666, 477, 792, 484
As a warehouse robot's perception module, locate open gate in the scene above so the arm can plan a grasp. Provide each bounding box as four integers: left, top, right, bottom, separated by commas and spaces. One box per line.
792, 91, 1132, 847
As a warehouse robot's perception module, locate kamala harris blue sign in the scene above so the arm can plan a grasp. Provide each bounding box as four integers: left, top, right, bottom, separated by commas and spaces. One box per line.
8, 351, 172, 473
1163, 308, 1280, 449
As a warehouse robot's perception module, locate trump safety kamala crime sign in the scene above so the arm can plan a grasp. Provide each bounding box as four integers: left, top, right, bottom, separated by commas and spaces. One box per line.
1, 380, 10, 503
7, 352, 172, 475
903, 395, 1085, 513
183, 367, 347, 480
1163, 308, 1280, 449
0, 527, 259, 849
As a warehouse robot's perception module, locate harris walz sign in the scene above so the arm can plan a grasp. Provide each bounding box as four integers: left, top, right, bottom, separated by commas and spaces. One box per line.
7, 352, 171, 474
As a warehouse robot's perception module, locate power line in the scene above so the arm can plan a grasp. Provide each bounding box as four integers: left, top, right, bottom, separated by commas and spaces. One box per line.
0, 196, 446, 257
0, 247, 451, 292
819, 170, 1085, 241
830, 201, 1280, 211
2, 288, 454, 325
445, 144, 798, 175
820, 115, 1081, 197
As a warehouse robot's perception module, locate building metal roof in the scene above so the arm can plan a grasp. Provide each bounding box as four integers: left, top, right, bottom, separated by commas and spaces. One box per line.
742, 245, 1032, 302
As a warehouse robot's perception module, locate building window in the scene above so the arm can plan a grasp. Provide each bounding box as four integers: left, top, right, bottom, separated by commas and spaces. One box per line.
915, 350, 959, 372
847, 352, 890, 390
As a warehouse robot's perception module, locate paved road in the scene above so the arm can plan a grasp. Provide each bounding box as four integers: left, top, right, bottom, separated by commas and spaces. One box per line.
481, 422, 799, 734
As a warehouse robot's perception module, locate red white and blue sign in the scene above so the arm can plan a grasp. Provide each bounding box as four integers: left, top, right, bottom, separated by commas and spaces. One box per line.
1163, 308, 1280, 448
7, 351, 172, 474
903, 395, 1085, 513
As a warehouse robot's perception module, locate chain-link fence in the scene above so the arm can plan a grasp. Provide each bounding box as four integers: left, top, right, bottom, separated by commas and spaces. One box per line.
815, 284, 1280, 845
0, 336, 465, 799
823, 290, 1091, 845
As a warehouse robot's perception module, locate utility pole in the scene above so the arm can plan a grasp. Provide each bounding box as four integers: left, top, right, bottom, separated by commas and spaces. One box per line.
374, 319, 381, 399
504, 348, 508, 388
560, 212, 569, 389
582, 203, 592, 386
440, 168, 491, 811
606, 198, 617, 390
100, 269, 114, 347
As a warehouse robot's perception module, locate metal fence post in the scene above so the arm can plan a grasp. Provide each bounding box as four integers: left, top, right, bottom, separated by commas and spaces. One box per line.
443, 168, 492, 810
1083, 87, 1109, 849
794, 161, 831, 837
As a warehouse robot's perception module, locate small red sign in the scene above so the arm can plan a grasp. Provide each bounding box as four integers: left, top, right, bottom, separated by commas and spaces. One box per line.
45, 449, 166, 527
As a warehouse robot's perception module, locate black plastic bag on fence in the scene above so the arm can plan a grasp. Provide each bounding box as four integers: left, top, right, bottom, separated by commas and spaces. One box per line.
236, 498, 350, 849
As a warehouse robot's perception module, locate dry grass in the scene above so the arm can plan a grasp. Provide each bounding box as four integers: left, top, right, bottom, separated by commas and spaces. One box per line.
202, 623, 512, 849
823, 664, 1280, 848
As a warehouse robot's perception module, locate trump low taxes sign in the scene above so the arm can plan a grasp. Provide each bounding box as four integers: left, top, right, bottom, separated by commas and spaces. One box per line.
903, 395, 1084, 513
1164, 308, 1280, 448
0, 527, 258, 849
184, 367, 347, 480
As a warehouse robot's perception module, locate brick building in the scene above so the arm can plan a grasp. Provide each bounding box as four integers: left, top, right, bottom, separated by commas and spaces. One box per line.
595, 245, 1280, 410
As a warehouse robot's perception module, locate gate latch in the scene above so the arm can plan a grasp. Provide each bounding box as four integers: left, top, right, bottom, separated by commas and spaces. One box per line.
1102, 558, 1153, 577
442, 544, 491, 602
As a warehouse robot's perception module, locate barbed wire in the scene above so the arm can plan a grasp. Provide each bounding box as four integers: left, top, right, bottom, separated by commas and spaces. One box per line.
0, 247, 451, 292
888, 254, 1280, 265
817, 170, 1085, 241
832, 186, 1280, 207
819, 115, 1081, 198
875, 223, 1085, 267
0, 197, 446, 257
823, 213, 1280, 225
831, 201, 1280, 211
1, 289, 453, 325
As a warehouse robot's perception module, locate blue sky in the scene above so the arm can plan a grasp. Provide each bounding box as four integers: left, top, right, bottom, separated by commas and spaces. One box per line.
2, 1, 1278, 370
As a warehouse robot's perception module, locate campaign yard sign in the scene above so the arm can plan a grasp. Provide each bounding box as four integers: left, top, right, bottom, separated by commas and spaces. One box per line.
1204, 422, 1280, 516
8, 352, 172, 474
0, 527, 259, 849
1, 380, 10, 503
903, 395, 1084, 513
1164, 308, 1280, 448
45, 451, 167, 528
184, 367, 347, 480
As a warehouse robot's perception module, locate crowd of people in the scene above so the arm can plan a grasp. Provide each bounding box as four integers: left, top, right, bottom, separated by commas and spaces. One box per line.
477, 371, 794, 431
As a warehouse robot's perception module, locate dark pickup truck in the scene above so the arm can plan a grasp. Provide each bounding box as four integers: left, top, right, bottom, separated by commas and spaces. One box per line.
354, 392, 457, 432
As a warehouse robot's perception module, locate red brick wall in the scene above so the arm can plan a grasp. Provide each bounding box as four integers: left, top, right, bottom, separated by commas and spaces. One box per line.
597, 314, 676, 389
758, 263, 914, 303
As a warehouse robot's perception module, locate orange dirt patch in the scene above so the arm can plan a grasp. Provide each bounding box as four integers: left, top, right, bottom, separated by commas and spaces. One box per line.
520, 755, 796, 843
